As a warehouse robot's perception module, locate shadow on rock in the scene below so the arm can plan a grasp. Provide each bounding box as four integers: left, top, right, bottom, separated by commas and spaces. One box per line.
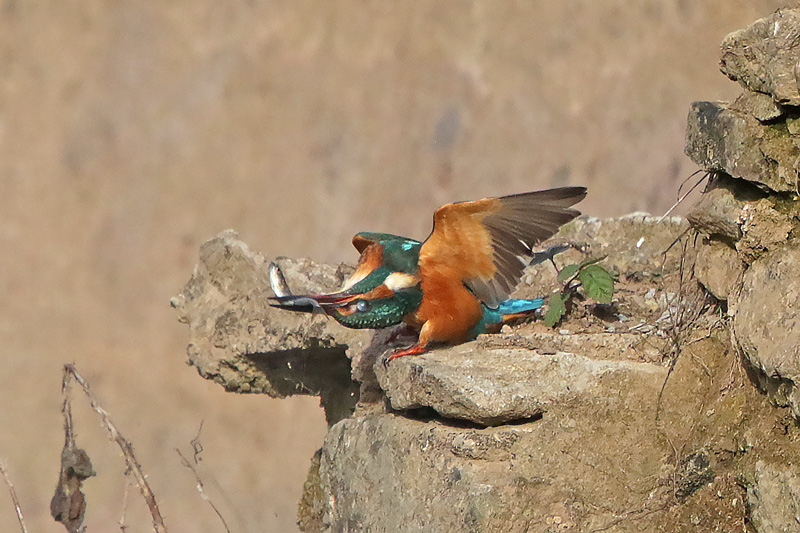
245, 346, 359, 425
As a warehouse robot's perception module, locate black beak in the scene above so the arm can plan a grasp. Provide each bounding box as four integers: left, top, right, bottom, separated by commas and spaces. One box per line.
268, 261, 358, 315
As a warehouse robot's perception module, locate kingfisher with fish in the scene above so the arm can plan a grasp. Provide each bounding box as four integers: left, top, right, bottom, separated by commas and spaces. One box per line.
269, 187, 586, 361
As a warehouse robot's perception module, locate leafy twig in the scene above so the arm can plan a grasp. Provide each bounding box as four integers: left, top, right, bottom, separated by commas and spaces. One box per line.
545, 257, 616, 327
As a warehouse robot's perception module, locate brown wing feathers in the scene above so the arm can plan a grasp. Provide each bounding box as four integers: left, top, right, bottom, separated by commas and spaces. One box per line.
476, 187, 586, 306
422, 187, 586, 309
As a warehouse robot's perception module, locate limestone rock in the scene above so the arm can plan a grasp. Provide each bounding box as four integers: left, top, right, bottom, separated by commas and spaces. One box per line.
745, 461, 800, 532
736, 198, 795, 260
171, 230, 372, 423
685, 101, 800, 192
375, 342, 666, 426
720, 8, 800, 106
686, 174, 766, 241
729, 90, 784, 122
687, 185, 744, 241
733, 245, 800, 417
694, 239, 743, 301
555, 214, 689, 273
316, 393, 670, 532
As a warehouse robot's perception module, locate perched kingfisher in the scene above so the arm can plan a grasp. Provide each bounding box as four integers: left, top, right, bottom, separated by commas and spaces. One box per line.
270, 187, 586, 361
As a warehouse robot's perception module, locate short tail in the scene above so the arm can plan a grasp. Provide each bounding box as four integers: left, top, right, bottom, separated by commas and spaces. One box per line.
483, 298, 544, 327
496, 298, 544, 316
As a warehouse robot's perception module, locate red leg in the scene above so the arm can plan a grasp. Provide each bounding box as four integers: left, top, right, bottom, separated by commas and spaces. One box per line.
384, 321, 436, 364
385, 342, 429, 362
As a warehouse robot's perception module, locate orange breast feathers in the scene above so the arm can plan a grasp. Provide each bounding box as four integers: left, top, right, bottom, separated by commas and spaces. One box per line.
411, 198, 502, 344
411, 266, 484, 344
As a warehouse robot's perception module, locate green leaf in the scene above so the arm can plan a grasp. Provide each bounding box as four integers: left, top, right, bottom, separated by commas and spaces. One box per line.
544, 292, 567, 328
557, 263, 580, 283
579, 264, 614, 303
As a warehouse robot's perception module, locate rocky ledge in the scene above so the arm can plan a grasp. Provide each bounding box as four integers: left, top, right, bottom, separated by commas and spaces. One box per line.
174, 217, 798, 532
173, 9, 800, 532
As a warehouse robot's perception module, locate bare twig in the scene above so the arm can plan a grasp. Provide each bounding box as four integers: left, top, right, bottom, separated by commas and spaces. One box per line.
0, 460, 28, 533
191, 421, 204, 464
176, 448, 232, 533
658, 170, 708, 222
119, 467, 132, 532
655, 233, 707, 422
63, 364, 167, 533
61, 373, 75, 449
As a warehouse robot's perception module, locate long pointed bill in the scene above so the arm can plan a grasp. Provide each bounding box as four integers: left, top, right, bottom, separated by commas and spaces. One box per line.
268, 261, 358, 315
268, 292, 358, 315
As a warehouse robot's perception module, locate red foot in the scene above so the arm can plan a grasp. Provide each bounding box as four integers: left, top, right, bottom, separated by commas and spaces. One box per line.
384, 343, 429, 364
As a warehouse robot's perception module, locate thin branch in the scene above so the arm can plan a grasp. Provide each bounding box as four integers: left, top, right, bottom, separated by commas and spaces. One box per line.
63, 364, 167, 533
0, 460, 28, 533
60, 371, 75, 449
176, 448, 232, 533
119, 467, 132, 532
658, 170, 708, 222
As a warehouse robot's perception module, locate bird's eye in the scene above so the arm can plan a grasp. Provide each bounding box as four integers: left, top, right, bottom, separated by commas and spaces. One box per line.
355, 300, 370, 312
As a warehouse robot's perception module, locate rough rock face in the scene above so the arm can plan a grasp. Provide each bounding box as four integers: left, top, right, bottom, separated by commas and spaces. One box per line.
734, 246, 800, 418
170, 230, 372, 424
686, 8, 800, 419
746, 461, 800, 533
721, 8, 800, 105
375, 343, 665, 426
686, 101, 800, 193
685, 9, 800, 531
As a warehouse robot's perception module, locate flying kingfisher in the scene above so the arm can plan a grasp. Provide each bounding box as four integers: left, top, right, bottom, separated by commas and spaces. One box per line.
269, 187, 586, 361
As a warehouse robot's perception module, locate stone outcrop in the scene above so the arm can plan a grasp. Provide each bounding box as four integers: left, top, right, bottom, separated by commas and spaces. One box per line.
684, 8, 800, 531
720, 8, 800, 106
375, 343, 666, 426
686, 8, 800, 418
174, 217, 798, 532
170, 230, 371, 424
173, 9, 800, 532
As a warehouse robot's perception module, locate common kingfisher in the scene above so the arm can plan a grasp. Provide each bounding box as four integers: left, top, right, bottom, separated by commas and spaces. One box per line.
270, 187, 586, 361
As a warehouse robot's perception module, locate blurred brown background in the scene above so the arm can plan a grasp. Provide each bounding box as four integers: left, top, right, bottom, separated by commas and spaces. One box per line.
0, 1, 790, 531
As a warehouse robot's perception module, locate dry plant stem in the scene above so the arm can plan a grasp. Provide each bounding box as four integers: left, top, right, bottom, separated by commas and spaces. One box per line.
119, 468, 132, 532
658, 170, 708, 222
0, 461, 28, 533
63, 364, 168, 533
61, 374, 75, 448
176, 449, 232, 533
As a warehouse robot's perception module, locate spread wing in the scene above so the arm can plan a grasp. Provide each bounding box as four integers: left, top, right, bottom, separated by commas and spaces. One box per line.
419, 187, 586, 308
